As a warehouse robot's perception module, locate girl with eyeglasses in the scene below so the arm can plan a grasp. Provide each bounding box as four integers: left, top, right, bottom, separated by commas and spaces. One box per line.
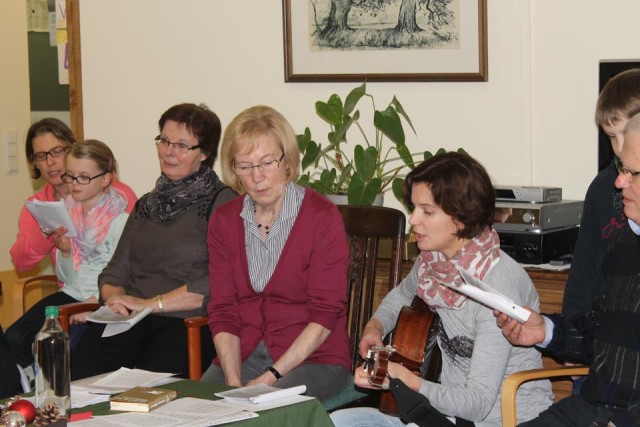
10, 119, 137, 281
6, 140, 130, 370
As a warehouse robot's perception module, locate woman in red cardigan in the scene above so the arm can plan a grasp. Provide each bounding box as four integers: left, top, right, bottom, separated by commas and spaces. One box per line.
202, 105, 352, 401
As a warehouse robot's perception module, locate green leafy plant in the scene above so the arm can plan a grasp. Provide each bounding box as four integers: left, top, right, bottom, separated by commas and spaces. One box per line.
297, 82, 463, 206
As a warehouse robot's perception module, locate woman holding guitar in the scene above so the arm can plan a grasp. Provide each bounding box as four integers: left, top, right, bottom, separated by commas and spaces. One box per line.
331, 152, 553, 426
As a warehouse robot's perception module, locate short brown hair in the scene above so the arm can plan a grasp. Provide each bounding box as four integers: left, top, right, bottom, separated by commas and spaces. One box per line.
595, 68, 640, 127
158, 103, 221, 169
26, 118, 76, 179
403, 152, 495, 239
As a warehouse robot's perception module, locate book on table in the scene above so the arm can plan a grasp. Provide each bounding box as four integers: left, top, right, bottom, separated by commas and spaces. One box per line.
109, 386, 177, 412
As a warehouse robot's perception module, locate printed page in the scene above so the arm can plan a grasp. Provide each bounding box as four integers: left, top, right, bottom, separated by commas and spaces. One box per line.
453, 267, 531, 323
89, 368, 175, 391
24, 199, 77, 237
214, 384, 312, 411
70, 397, 258, 427
86, 306, 152, 337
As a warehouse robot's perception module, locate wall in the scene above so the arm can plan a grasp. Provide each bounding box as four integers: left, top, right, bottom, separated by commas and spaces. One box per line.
0, 0, 35, 327
74, 0, 640, 207
3, 0, 640, 324
77, 0, 531, 203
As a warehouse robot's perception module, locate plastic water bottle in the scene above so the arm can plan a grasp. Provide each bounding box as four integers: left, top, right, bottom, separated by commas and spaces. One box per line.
34, 305, 71, 422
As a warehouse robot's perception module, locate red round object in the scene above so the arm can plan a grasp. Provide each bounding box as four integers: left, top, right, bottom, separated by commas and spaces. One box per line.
8, 399, 37, 424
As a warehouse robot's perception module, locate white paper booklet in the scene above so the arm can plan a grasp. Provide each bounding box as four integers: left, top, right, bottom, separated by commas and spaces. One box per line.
450, 267, 531, 323
215, 384, 308, 407
87, 306, 153, 337
88, 368, 176, 392
25, 199, 77, 237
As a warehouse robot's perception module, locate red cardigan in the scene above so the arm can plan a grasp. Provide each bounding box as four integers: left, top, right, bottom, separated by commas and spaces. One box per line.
207, 189, 351, 371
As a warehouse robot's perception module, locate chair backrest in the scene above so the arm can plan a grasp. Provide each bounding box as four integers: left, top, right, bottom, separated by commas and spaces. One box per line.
12, 275, 58, 320
337, 205, 406, 373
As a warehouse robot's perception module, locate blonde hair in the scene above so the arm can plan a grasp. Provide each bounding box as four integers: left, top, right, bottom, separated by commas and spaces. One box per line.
66, 139, 118, 175
220, 105, 300, 194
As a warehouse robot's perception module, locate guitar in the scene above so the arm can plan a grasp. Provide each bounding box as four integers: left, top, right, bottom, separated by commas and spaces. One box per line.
364, 296, 442, 415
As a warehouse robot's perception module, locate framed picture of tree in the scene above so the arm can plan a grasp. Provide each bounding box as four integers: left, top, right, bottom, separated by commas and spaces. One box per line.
283, 0, 487, 82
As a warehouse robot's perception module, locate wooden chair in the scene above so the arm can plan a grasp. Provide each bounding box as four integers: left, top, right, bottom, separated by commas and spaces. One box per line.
58, 302, 101, 332
500, 365, 590, 427
321, 205, 406, 411
12, 275, 58, 318
183, 205, 407, 400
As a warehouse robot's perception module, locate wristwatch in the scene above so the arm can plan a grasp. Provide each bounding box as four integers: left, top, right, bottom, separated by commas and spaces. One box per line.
265, 366, 282, 380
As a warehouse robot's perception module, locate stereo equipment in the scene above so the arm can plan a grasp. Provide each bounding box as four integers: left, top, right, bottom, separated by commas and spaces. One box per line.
494, 200, 584, 232
495, 185, 562, 203
497, 226, 579, 265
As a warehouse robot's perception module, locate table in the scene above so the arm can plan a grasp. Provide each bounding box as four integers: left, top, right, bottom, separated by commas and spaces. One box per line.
76, 380, 334, 427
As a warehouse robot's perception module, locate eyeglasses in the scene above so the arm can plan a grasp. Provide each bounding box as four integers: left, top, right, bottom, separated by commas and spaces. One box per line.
155, 135, 201, 153
33, 146, 67, 162
233, 154, 285, 176
614, 157, 640, 180
61, 170, 109, 185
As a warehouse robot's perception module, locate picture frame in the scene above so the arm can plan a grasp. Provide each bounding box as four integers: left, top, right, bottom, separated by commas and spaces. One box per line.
283, 0, 488, 82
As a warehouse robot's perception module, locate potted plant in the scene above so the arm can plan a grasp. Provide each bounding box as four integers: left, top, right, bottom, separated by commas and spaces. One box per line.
296, 83, 464, 206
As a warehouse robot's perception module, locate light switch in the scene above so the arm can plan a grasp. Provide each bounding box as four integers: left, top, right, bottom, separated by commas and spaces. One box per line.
4, 129, 19, 174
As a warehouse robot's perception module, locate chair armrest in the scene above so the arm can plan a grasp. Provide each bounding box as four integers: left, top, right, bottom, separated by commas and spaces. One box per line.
184, 315, 208, 380
58, 302, 101, 332
501, 365, 589, 427
12, 275, 58, 318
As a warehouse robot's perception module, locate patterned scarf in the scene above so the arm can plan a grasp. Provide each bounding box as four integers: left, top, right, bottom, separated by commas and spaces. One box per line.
416, 227, 501, 309
66, 186, 127, 269
140, 167, 223, 222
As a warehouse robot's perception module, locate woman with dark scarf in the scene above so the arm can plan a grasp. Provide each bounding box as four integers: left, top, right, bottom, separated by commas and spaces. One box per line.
71, 103, 236, 380
331, 153, 553, 426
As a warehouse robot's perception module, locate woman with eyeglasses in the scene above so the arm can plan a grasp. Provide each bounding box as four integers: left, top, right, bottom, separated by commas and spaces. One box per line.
70, 103, 237, 380
7, 139, 130, 369
7, 119, 136, 369
201, 105, 351, 401
10, 118, 136, 276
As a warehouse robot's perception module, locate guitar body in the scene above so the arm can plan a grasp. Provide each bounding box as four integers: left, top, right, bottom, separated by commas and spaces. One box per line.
378, 296, 442, 416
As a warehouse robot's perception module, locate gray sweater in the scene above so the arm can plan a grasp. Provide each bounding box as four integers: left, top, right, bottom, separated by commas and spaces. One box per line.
373, 251, 553, 425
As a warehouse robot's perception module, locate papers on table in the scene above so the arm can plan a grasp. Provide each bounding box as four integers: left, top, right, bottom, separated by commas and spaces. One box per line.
214, 384, 312, 411
86, 368, 177, 393
86, 306, 152, 337
70, 397, 258, 426
25, 199, 77, 237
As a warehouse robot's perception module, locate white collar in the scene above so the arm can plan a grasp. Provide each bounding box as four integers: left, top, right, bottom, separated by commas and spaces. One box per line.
628, 218, 640, 235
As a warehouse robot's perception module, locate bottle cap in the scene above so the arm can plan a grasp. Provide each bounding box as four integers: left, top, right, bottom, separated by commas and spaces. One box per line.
45, 306, 59, 317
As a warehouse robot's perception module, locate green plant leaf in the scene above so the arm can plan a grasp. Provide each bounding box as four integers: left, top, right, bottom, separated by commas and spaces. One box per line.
395, 144, 415, 169
348, 174, 382, 206
301, 140, 321, 170
331, 111, 357, 145
374, 107, 404, 146
392, 177, 406, 206
391, 96, 417, 135
316, 95, 344, 126
343, 83, 366, 115
353, 145, 377, 179
297, 127, 312, 152
319, 168, 339, 193
336, 163, 352, 190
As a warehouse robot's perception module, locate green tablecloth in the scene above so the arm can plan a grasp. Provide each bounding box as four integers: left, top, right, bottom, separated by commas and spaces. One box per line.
80, 380, 334, 427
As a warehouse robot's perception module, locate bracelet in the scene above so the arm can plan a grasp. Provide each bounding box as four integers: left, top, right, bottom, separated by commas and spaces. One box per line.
155, 295, 164, 313
265, 366, 282, 380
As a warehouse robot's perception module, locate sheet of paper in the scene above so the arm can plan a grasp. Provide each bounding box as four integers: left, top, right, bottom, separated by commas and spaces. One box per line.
89, 368, 175, 391
86, 306, 152, 337
25, 199, 77, 237
70, 397, 258, 427
215, 384, 307, 404
453, 267, 531, 323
